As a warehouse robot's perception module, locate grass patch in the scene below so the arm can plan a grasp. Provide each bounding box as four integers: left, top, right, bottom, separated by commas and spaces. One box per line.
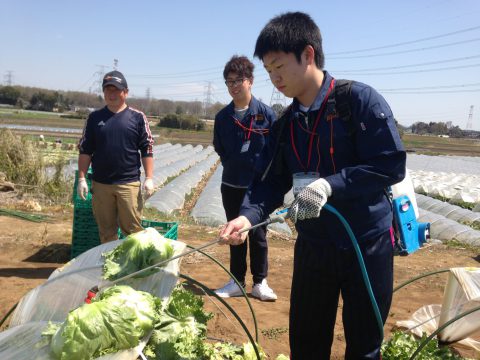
444, 240, 479, 252
0, 129, 74, 204
261, 327, 288, 340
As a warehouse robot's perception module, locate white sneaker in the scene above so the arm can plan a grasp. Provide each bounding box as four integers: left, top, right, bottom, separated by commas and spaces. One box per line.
214, 279, 245, 298
251, 279, 277, 301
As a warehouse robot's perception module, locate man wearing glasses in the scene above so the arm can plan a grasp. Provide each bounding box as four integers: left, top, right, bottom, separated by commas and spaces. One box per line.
213, 55, 278, 301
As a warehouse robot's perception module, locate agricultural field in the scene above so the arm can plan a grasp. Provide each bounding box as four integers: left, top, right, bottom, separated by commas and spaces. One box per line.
402, 133, 480, 157
0, 115, 479, 358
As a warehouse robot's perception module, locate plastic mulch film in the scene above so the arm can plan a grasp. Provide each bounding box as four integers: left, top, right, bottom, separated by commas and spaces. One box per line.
396, 305, 480, 355
416, 193, 480, 226
407, 154, 480, 175
438, 267, 480, 342
146, 152, 219, 214
191, 165, 292, 236
152, 146, 214, 189
9, 234, 186, 327
191, 166, 226, 227
0, 321, 149, 360
410, 168, 480, 204
418, 208, 480, 247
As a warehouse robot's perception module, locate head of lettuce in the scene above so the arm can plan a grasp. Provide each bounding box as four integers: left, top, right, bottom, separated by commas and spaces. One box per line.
43, 285, 158, 360
103, 227, 174, 281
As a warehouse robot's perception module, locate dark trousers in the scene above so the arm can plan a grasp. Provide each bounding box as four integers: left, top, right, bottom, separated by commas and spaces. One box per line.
289, 230, 394, 360
221, 184, 268, 284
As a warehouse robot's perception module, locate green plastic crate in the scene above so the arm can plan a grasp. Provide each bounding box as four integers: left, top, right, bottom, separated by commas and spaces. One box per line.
71, 169, 100, 258
118, 220, 178, 240
72, 169, 93, 207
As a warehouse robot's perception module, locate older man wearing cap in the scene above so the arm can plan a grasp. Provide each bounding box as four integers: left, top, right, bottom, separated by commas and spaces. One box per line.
77, 70, 154, 243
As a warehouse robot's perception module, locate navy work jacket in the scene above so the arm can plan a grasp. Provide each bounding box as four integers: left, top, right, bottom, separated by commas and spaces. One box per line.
213, 96, 277, 188
240, 72, 406, 248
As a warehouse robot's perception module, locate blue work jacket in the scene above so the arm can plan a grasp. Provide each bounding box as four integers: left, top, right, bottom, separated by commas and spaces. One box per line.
213, 96, 277, 188
240, 72, 406, 248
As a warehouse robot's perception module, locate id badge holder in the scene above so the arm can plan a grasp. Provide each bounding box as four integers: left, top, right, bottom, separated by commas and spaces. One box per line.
292, 172, 320, 196
240, 140, 250, 153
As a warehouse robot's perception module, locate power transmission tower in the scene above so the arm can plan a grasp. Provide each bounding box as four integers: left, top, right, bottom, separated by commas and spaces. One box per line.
91, 65, 108, 95
113, 59, 119, 70
203, 82, 213, 116
3, 71, 13, 86
270, 86, 286, 107
466, 105, 474, 130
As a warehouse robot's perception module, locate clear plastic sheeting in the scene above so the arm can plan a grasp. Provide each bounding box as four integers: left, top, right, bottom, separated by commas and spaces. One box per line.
396, 305, 480, 354
146, 153, 219, 214
191, 166, 292, 236
410, 169, 480, 205
152, 146, 214, 189
152, 142, 172, 153
0, 321, 149, 360
153, 144, 203, 169
418, 208, 480, 247
416, 193, 480, 227
9, 236, 186, 327
191, 166, 226, 227
438, 267, 480, 342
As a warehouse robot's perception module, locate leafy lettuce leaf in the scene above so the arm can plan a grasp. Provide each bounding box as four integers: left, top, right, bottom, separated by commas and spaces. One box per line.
43, 285, 158, 360
103, 227, 174, 280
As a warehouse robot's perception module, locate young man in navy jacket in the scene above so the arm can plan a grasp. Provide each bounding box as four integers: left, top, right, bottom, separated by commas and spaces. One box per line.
213, 55, 277, 301
219, 13, 406, 359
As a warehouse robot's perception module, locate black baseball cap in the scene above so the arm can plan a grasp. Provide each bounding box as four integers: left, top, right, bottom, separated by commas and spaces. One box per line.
102, 70, 128, 90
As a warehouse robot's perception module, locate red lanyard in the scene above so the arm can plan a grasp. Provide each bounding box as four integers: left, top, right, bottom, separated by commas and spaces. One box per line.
290, 78, 335, 172
233, 115, 268, 140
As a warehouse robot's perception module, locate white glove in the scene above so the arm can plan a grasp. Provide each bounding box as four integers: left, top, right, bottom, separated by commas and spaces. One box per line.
288, 178, 332, 223
77, 178, 89, 200
143, 178, 154, 199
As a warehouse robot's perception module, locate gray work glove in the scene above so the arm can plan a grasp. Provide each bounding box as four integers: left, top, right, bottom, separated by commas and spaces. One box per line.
288, 178, 332, 223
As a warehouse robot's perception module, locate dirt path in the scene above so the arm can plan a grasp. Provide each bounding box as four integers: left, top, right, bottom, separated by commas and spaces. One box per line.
0, 212, 479, 358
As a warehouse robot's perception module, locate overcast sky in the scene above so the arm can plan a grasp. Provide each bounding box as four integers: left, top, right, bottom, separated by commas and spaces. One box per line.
1, 0, 480, 129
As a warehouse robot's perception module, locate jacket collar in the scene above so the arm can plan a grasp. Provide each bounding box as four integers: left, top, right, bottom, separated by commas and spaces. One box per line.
291, 71, 333, 113
226, 95, 261, 117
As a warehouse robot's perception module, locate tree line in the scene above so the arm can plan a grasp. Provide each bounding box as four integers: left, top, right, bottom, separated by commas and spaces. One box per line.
0, 85, 225, 119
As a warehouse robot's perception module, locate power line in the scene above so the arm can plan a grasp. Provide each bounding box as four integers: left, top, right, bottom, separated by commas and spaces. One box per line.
334, 62, 480, 76
333, 54, 480, 73
328, 25, 480, 55
329, 38, 480, 59
378, 82, 480, 91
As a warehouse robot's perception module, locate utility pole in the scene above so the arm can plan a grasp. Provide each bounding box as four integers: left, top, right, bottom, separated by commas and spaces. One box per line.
3, 71, 13, 86
466, 105, 474, 130
203, 81, 213, 116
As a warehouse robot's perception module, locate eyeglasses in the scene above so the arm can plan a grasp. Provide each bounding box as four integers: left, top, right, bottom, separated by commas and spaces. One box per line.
225, 78, 246, 88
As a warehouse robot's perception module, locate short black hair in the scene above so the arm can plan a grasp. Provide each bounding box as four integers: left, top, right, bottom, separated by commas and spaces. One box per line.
223, 55, 255, 80
254, 12, 325, 69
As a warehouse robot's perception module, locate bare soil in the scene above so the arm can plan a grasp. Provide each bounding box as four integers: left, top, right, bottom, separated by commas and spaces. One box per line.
0, 209, 479, 359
